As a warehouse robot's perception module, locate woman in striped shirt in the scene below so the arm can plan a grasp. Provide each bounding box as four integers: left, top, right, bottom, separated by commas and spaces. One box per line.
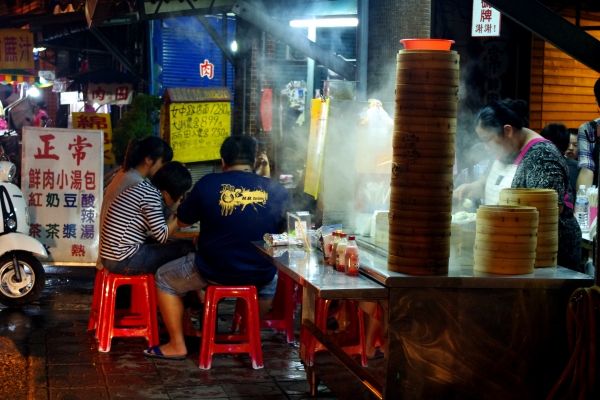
100, 162, 196, 275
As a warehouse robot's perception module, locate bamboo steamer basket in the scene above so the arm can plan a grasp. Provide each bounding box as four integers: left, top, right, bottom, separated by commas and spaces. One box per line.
388, 243, 451, 258
392, 139, 455, 151
388, 254, 449, 275
395, 99, 458, 111
391, 162, 455, 175
390, 195, 453, 207
535, 255, 558, 267
394, 122, 456, 134
389, 209, 452, 221
473, 205, 538, 275
392, 154, 455, 166
389, 238, 453, 252
396, 68, 459, 79
536, 236, 559, 245
391, 203, 453, 213
390, 219, 452, 229
389, 225, 452, 237
537, 229, 559, 238
395, 116, 457, 128
473, 255, 535, 275
389, 185, 453, 197
393, 133, 455, 147
389, 233, 451, 244
396, 91, 459, 104
537, 244, 559, 252
395, 59, 460, 70
537, 222, 559, 232
395, 75, 460, 87
397, 50, 460, 62
392, 146, 455, 158
395, 104, 458, 118
474, 241, 537, 252
390, 174, 454, 187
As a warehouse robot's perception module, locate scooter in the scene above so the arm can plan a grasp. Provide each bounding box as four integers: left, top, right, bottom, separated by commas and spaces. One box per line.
0, 161, 48, 307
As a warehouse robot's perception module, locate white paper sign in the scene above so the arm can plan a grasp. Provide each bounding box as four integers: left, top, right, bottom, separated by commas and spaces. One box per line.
87, 83, 133, 106
22, 127, 103, 266
472, 1, 501, 37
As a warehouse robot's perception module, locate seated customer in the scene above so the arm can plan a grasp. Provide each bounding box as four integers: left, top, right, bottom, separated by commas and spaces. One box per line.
97, 136, 173, 270
144, 135, 291, 360
100, 161, 195, 276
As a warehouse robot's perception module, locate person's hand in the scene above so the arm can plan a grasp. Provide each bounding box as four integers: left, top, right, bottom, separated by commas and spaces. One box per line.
453, 183, 474, 201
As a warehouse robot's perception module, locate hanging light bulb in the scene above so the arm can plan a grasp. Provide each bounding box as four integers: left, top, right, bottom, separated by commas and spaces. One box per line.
28, 86, 40, 97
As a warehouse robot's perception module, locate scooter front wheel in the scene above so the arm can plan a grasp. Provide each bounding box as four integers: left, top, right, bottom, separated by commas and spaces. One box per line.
0, 252, 45, 307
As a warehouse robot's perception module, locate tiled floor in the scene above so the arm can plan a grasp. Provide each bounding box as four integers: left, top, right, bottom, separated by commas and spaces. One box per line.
0, 267, 337, 400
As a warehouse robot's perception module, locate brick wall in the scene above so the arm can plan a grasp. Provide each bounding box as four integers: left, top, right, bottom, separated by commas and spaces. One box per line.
368, 0, 431, 101
37, 57, 58, 128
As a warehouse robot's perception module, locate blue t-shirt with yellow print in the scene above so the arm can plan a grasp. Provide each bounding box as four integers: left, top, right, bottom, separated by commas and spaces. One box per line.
177, 170, 291, 286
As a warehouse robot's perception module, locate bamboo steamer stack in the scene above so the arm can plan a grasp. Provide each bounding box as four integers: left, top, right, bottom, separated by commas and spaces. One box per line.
473, 205, 539, 274
499, 188, 559, 267
388, 47, 459, 275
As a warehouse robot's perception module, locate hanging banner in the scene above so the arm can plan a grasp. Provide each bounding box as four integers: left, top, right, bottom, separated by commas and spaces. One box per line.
72, 112, 115, 164
0, 29, 34, 70
472, 1, 501, 37
304, 98, 330, 198
22, 127, 103, 266
87, 82, 134, 105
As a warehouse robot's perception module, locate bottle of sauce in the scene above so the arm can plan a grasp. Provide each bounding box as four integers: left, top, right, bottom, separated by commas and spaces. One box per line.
323, 231, 334, 262
345, 236, 359, 275
335, 233, 348, 272
329, 231, 341, 266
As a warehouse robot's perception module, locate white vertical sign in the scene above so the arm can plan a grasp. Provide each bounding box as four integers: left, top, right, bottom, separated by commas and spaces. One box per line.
22, 127, 103, 265
472, 1, 502, 37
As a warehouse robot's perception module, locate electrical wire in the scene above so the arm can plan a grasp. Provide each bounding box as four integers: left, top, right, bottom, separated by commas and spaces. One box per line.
547, 286, 599, 400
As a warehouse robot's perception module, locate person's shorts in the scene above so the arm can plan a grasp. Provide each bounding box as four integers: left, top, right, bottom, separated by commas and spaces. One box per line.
154, 252, 278, 300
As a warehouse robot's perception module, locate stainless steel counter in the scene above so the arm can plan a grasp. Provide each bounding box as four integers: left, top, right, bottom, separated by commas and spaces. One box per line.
356, 235, 595, 289
253, 241, 388, 300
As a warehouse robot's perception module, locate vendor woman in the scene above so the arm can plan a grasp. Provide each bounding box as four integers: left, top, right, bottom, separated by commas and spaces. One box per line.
454, 99, 582, 272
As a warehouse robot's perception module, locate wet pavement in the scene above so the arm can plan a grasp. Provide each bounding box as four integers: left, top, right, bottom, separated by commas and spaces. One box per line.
0, 267, 337, 400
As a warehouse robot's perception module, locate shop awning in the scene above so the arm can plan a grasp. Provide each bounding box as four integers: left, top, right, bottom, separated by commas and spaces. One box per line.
0, 70, 40, 85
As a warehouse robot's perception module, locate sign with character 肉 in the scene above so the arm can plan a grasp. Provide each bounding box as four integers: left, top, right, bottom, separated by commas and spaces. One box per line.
22, 127, 103, 265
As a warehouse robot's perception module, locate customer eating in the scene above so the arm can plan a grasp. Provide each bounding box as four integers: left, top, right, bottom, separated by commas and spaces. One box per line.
144, 135, 291, 360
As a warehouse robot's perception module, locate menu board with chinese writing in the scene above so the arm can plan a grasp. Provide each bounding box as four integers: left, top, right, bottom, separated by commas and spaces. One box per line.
304, 98, 330, 198
22, 127, 103, 266
72, 112, 115, 164
168, 102, 231, 163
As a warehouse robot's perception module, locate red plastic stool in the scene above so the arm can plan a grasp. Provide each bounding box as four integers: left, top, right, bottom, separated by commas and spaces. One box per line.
199, 285, 263, 370
97, 272, 159, 353
231, 274, 296, 343
302, 298, 367, 367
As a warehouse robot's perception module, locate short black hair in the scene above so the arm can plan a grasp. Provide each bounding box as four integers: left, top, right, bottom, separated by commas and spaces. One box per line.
567, 128, 578, 137
151, 161, 192, 201
220, 135, 257, 167
540, 123, 569, 153
123, 136, 173, 171
476, 99, 529, 136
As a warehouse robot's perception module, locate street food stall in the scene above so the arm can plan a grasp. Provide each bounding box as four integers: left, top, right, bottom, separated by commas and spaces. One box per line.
259, 40, 597, 399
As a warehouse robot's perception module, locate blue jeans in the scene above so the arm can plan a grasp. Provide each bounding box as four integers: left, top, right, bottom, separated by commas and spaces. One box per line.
155, 252, 278, 300
102, 239, 196, 276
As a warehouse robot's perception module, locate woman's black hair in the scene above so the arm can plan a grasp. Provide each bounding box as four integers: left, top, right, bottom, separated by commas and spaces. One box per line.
220, 135, 257, 167
123, 136, 173, 171
151, 161, 192, 201
540, 123, 569, 153
476, 99, 530, 135
36, 101, 46, 110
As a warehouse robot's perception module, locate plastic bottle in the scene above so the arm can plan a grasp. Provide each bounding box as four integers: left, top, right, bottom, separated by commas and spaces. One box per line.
322, 231, 333, 261
344, 236, 359, 275
329, 231, 341, 266
335, 233, 348, 272
575, 184, 590, 232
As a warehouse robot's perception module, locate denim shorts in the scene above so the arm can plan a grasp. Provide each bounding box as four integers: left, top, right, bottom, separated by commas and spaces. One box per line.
155, 252, 278, 300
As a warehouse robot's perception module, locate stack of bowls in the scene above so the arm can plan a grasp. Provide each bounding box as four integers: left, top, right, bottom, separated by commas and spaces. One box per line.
474, 205, 539, 274
499, 188, 559, 267
388, 45, 460, 275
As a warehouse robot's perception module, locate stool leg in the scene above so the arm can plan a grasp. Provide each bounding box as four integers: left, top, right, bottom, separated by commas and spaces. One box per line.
98, 276, 117, 353
88, 269, 103, 331
199, 286, 218, 370
247, 287, 264, 369
357, 308, 367, 367
283, 275, 295, 343
147, 275, 159, 348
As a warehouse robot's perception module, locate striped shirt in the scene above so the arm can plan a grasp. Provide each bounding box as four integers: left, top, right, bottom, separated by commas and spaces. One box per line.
577, 118, 600, 171
100, 181, 168, 261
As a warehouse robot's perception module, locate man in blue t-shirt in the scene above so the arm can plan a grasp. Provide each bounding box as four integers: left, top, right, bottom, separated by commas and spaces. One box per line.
145, 135, 291, 360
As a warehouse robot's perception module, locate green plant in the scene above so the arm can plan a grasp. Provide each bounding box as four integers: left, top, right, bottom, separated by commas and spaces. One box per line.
112, 94, 162, 164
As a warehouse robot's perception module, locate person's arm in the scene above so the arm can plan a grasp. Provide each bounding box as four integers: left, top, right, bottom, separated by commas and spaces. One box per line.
453, 174, 486, 201
576, 167, 593, 190
143, 187, 170, 243
576, 123, 594, 189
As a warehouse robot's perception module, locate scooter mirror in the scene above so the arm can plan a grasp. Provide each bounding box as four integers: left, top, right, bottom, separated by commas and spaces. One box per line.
0, 162, 16, 183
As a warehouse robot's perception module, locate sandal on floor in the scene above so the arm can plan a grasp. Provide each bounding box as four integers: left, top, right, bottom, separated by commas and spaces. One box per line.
143, 345, 186, 361
367, 348, 385, 360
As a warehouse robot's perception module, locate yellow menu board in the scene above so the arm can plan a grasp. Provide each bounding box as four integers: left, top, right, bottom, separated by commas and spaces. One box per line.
304, 98, 329, 198
168, 102, 231, 163
0, 29, 34, 70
